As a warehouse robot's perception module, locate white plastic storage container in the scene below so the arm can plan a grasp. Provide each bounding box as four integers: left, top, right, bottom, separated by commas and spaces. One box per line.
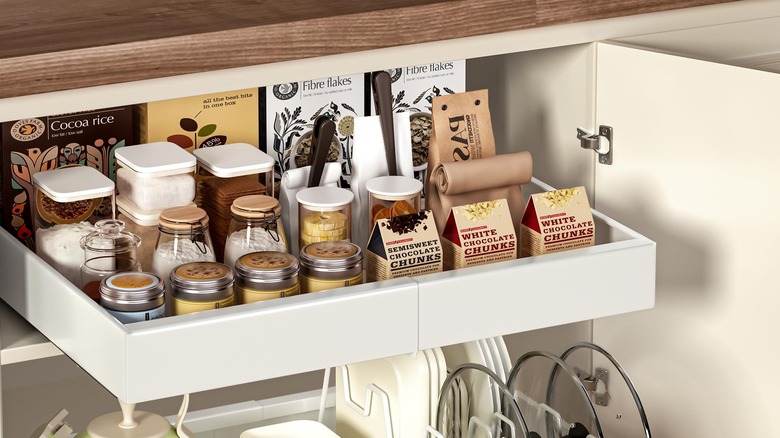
115, 141, 197, 211
193, 142, 275, 197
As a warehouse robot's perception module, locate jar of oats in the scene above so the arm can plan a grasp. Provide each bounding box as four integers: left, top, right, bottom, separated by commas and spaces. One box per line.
169, 261, 235, 315
298, 241, 363, 293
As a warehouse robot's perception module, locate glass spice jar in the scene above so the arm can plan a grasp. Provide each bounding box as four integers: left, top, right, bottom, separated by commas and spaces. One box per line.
152, 206, 216, 286
234, 251, 300, 304
169, 261, 235, 315
99, 271, 165, 324
365, 175, 423, 238
296, 186, 353, 251
224, 195, 287, 269
299, 241, 363, 293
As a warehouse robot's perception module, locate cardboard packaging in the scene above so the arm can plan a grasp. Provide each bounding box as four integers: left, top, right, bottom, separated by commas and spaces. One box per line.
2, 107, 133, 249
441, 199, 517, 269
520, 186, 595, 256
365, 210, 443, 281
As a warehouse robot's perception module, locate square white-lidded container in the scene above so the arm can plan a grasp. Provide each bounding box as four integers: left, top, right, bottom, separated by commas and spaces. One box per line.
193, 143, 275, 196
32, 165, 115, 204
115, 142, 197, 211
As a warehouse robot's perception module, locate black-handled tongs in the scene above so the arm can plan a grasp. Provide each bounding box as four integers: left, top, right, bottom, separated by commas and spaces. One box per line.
307, 115, 337, 188
371, 70, 397, 176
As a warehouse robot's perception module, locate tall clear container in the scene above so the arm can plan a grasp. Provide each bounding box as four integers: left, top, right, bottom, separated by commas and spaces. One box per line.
365, 175, 423, 238
296, 186, 353, 251
224, 195, 287, 269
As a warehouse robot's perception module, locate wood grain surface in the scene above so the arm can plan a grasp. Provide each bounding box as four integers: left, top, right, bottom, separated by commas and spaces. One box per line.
0, 0, 734, 99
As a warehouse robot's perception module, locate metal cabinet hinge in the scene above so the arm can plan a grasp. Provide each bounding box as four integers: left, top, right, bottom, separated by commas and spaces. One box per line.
577, 125, 613, 165
576, 367, 610, 406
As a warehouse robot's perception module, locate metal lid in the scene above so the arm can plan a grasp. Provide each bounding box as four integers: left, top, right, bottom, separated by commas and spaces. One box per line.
230, 195, 281, 219
169, 262, 234, 302
193, 143, 274, 178
296, 186, 354, 210
32, 165, 115, 202
158, 205, 209, 230
366, 175, 423, 199
80, 219, 141, 253
235, 251, 298, 283
114, 141, 196, 177
100, 272, 165, 312
299, 241, 362, 272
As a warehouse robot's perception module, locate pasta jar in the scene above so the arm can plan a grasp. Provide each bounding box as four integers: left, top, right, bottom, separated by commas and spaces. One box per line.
299, 241, 363, 293
366, 176, 423, 238
224, 195, 287, 269
152, 206, 216, 285
169, 261, 235, 315
234, 251, 300, 304
99, 272, 165, 324
296, 186, 354, 250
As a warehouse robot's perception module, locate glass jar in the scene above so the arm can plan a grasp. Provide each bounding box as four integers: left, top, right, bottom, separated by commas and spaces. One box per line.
80, 219, 141, 264
366, 175, 423, 238
299, 241, 363, 293
115, 141, 197, 211
234, 251, 300, 304
152, 206, 215, 285
169, 262, 235, 315
224, 195, 287, 269
296, 186, 353, 251
99, 272, 165, 323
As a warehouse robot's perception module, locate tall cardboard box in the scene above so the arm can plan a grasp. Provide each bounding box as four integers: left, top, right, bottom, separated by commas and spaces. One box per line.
1, 107, 134, 249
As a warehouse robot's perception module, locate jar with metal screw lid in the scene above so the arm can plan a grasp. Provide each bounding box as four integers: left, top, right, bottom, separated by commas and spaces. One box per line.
169, 261, 235, 315
224, 195, 287, 269
234, 251, 300, 304
299, 241, 363, 293
99, 272, 165, 323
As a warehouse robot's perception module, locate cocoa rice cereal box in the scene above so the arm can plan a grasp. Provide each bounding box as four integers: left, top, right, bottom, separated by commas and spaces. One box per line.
520, 186, 594, 257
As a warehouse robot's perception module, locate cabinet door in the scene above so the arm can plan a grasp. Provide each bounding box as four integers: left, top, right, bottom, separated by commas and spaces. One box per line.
592, 42, 780, 437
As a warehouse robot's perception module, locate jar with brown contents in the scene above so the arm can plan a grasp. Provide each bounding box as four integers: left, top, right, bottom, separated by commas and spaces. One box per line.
169, 261, 235, 315
234, 251, 300, 303
299, 241, 363, 293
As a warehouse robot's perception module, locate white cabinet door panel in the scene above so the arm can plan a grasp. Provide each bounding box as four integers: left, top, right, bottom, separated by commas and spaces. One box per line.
593, 42, 780, 437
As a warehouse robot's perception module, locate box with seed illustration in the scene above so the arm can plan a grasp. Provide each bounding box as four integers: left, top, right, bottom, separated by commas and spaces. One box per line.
365, 210, 442, 281
520, 186, 594, 257
1, 107, 133, 249
136, 88, 259, 150
441, 199, 517, 270
263, 74, 366, 187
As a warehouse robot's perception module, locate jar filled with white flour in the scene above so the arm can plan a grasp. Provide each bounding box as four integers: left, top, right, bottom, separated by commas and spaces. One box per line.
223, 195, 287, 269
152, 206, 215, 286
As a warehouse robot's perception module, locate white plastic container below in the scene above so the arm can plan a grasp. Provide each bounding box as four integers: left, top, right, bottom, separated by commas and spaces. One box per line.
241, 420, 340, 438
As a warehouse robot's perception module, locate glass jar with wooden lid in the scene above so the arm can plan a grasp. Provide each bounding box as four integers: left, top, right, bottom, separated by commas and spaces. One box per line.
152, 205, 215, 286
224, 195, 287, 269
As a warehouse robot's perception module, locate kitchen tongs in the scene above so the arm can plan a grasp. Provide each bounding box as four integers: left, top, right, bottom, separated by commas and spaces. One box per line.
307, 115, 337, 188
371, 70, 397, 176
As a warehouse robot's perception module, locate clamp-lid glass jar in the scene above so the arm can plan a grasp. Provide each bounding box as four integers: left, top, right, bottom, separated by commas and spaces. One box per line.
152, 206, 215, 284
365, 176, 423, 238
169, 261, 235, 315
115, 141, 196, 211
234, 251, 300, 304
299, 241, 363, 293
224, 195, 287, 269
99, 272, 165, 323
296, 186, 353, 251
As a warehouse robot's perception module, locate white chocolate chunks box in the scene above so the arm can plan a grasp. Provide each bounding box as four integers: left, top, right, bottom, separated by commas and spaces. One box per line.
520, 186, 594, 257
441, 199, 517, 269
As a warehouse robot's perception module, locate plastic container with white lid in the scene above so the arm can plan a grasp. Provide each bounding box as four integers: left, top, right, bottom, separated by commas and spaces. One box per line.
193, 142, 276, 197
115, 141, 197, 211
296, 186, 354, 251
365, 175, 423, 238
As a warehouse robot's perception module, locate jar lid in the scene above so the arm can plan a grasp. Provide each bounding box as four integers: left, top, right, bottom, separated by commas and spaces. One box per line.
80, 219, 141, 253
299, 241, 362, 271
296, 186, 354, 210
230, 195, 281, 219
235, 251, 299, 283
169, 262, 234, 302
116, 195, 160, 226
193, 143, 274, 178
366, 176, 423, 200
114, 142, 196, 177
32, 165, 114, 202
100, 272, 165, 312
158, 206, 209, 230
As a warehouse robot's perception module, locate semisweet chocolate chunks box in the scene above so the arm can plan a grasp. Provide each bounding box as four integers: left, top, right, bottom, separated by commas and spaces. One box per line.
441, 199, 517, 269
1, 107, 134, 249
365, 210, 443, 281
520, 186, 595, 257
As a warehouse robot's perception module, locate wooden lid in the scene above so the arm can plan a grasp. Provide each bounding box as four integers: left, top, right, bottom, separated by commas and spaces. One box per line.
158, 205, 209, 230
230, 195, 281, 218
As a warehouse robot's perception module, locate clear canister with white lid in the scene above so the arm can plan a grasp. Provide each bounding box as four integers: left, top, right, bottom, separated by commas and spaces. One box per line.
296, 186, 353, 251
115, 141, 197, 211
193, 142, 276, 197
224, 195, 287, 269
234, 251, 300, 303
365, 175, 423, 238
99, 271, 165, 323
169, 261, 235, 315
152, 206, 216, 286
